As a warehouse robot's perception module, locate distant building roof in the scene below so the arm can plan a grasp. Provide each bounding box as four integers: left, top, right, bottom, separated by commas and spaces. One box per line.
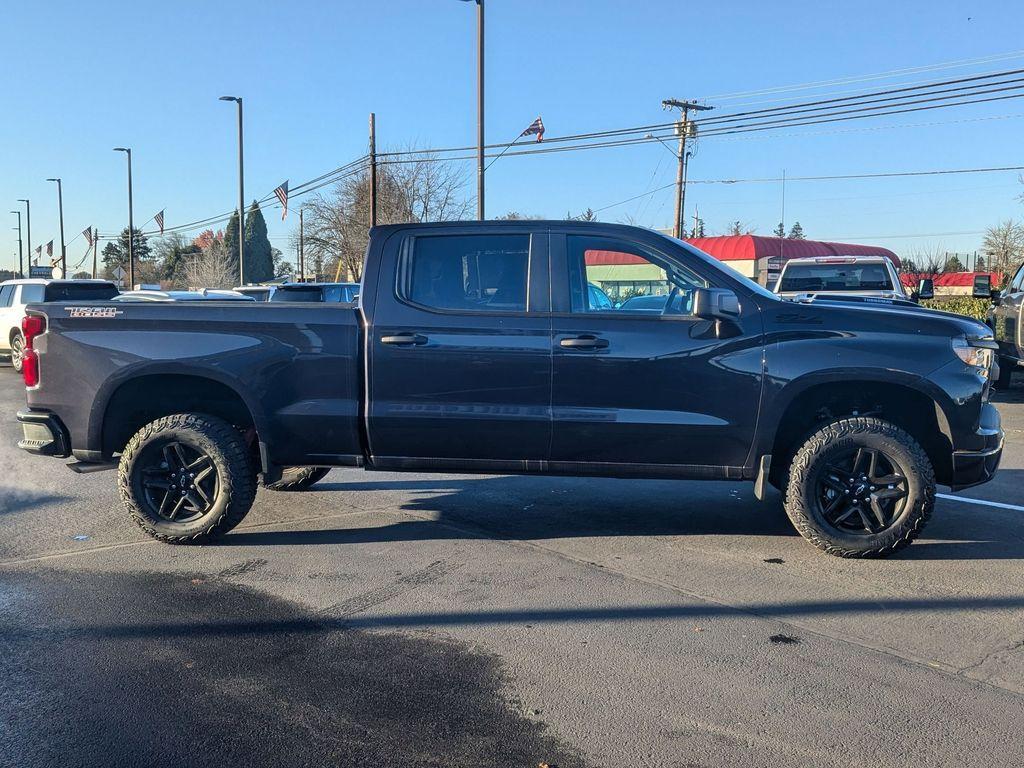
684, 235, 900, 267
899, 271, 1002, 288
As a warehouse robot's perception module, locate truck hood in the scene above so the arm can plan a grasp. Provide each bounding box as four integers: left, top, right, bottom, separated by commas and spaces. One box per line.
764, 294, 992, 340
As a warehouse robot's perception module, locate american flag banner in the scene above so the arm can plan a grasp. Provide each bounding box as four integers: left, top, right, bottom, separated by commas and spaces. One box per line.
522, 116, 545, 142
155, 210, 165, 234
273, 181, 289, 220
34, 245, 42, 264
46, 240, 53, 258
83, 227, 93, 247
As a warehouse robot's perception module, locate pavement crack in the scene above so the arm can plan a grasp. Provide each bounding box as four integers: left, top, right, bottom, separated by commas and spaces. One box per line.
321, 558, 465, 618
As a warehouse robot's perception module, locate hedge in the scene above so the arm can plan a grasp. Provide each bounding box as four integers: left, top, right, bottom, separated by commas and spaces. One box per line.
920, 296, 990, 321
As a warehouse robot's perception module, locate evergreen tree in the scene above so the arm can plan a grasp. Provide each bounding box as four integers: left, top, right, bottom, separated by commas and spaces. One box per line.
787, 221, 805, 240
690, 217, 706, 238
975, 254, 986, 271
773, 222, 786, 237
101, 227, 151, 271
944, 254, 964, 272
243, 200, 274, 283
223, 209, 241, 274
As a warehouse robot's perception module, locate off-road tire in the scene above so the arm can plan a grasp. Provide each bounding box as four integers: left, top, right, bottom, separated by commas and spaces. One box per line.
10, 332, 24, 373
265, 466, 331, 491
784, 417, 935, 558
118, 413, 256, 544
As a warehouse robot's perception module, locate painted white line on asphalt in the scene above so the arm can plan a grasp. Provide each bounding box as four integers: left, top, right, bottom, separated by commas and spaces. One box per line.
937, 493, 1024, 512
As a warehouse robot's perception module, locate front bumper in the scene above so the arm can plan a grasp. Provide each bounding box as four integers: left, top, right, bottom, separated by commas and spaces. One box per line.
949, 402, 1003, 490
16, 411, 71, 458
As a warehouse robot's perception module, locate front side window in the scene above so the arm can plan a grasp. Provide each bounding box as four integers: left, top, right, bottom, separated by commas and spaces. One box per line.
405, 234, 529, 312
567, 236, 707, 315
1011, 264, 1024, 293
0, 285, 14, 307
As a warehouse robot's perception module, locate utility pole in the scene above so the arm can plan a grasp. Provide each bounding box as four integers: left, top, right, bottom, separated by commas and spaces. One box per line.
11, 210, 23, 278
17, 199, 30, 276
459, 0, 485, 219
114, 148, 135, 287
368, 112, 378, 228
45, 178, 67, 277
661, 99, 712, 239
93, 229, 100, 279
693, 207, 699, 240
298, 207, 305, 282
220, 96, 245, 285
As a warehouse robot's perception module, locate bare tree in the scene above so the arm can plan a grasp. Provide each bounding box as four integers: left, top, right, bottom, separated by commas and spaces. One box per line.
299, 149, 472, 282
183, 238, 236, 289
982, 219, 1024, 277
903, 245, 949, 278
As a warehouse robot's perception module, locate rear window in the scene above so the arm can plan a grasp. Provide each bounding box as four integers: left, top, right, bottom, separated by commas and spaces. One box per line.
778, 263, 893, 293
404, 234, 530, 312
270, 286, 323, 303
43, 283, 119, 302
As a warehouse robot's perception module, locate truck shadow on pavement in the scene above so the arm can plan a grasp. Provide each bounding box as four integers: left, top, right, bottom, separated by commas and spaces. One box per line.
224, 471, 1024, 561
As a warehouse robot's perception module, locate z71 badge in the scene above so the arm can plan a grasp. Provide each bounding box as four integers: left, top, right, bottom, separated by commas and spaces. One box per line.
65, 306, 124, 318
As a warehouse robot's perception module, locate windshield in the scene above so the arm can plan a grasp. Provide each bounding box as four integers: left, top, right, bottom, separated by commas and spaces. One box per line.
778, 263, 894, 293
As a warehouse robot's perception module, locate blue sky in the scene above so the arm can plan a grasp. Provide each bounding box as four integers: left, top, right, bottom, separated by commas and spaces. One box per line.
4, 0, 1024, 275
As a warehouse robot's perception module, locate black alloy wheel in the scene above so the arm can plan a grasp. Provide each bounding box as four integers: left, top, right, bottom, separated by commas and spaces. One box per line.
816, 446, 908, 535
138, 440, 219, 523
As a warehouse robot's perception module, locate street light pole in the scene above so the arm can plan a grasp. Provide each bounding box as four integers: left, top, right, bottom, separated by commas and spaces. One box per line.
113, 148, 135, 287
220, 96, 245, 285
10, 211, 23, 278
661, 99, 713, 239
460, 0, 484, 220
17, 199, 30, 276
45, 178, 66, 277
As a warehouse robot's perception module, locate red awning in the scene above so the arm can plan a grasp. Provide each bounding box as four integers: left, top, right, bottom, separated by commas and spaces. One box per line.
685, 235, 900, 267
899, 272, 1002, 288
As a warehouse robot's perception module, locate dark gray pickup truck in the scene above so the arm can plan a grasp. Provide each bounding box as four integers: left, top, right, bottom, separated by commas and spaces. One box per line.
16, 221, 1003, 557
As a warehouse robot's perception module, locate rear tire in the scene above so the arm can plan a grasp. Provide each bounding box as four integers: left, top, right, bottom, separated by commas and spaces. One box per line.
265, 466, 331, 491
995, 357, 1014, 390
10, 333, 24, 374
784, 417, 934, 558
118, 413, 256, 544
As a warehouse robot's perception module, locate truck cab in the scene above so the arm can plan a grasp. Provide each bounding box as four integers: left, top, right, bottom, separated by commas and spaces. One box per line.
989, 261, 1024, 387
774, 256, 907, 301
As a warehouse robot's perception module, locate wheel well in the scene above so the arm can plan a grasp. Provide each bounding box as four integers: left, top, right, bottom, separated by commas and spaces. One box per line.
102, 374, 257, 457
770, 381, 953, 486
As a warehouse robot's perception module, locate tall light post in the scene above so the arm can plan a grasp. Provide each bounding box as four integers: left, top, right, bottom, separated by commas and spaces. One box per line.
113, 148, 135, 288
45, 178, 66, 277
10, 210, 23, 278
17, 199, 30, 272
219, 95, 245, 284
459, 0, 484, 220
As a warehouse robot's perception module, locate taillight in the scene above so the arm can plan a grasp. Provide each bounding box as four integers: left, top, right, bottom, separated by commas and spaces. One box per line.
21, 314, 46, 388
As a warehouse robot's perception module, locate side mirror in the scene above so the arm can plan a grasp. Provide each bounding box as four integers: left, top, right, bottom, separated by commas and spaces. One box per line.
917, 278, 935, 300
693, 287, 740, 320
991, 288, 1002, 303
972, 274, 992, 299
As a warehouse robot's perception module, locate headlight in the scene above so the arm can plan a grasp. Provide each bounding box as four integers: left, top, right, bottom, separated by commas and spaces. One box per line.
951, 336, 993, 376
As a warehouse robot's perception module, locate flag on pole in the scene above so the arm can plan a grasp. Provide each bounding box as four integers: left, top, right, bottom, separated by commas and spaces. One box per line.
522, 116, 545, 142
273, 181, 289, 220
83, 227, 93, 247
46, 240, 53, 258
154, 210, 165, 234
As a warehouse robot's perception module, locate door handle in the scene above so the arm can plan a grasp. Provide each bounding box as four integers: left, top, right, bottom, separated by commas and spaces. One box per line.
381, 333, 428, 346
559, 335, 609, 350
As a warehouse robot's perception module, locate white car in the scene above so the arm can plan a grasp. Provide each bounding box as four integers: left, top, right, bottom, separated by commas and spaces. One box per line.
0, 279, 119, 371
774, 256, 910, 301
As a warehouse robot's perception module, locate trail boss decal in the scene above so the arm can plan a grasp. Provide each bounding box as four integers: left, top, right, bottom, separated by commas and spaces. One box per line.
64, 307, 124, 319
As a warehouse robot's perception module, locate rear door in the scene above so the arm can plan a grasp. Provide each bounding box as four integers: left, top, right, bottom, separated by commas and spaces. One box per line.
0, 284, 18, 350
549, 231, 764, 473
367, 227, 551, 470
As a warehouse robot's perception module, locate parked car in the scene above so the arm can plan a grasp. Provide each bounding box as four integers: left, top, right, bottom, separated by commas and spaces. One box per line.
0, 278, 118, 371
15, 221, 1002, 558
112, 289, 257, 302
232, 285, 277, 302
774, 256, 910, 301
988, 261, 1024, 388
269, 282, 360, 303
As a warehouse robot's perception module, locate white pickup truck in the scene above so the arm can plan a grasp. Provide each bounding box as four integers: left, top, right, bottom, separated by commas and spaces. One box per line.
774, 256, 913, 301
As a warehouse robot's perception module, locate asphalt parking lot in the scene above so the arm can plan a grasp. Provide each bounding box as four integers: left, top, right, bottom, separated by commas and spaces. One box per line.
1, 363, 1023, 767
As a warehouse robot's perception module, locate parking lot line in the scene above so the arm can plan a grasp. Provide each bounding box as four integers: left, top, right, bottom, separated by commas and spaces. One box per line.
937, 493, 1024, 513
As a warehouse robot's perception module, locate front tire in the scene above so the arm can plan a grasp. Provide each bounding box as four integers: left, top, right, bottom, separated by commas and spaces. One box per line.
265, 466, 331, 491
784, 417, 935, 558
118, 413, 256, 544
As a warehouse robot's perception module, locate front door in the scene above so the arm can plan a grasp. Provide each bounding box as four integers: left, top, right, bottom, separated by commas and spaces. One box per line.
367, 227, 552, 470
994, 262, 1024, 361
549, 232, 764, 473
